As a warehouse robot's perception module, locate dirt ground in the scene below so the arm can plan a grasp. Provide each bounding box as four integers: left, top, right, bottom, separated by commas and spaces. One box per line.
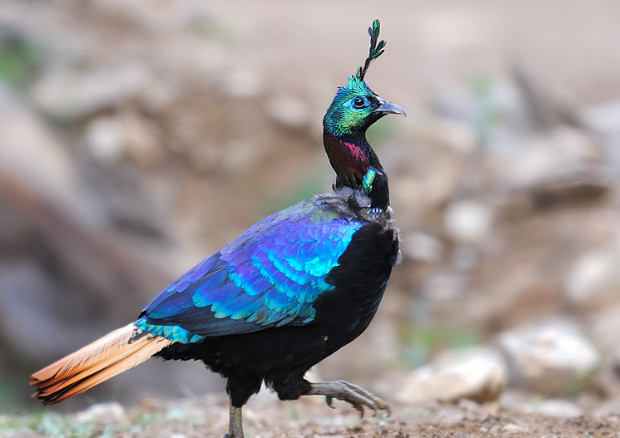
146, 396, 620, 438
14, 394, 618, 438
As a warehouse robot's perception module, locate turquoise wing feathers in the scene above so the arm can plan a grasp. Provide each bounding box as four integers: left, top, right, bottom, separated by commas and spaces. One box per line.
135, 197, 363, 343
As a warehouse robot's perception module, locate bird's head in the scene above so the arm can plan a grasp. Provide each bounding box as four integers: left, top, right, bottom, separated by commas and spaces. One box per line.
323, 76, 405, 137
323, 20, 404, 210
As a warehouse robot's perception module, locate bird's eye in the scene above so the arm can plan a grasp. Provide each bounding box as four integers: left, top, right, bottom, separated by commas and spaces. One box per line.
353, 97, 366, 108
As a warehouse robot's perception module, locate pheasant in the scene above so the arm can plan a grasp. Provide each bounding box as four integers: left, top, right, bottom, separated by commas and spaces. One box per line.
31, 19, 405, 438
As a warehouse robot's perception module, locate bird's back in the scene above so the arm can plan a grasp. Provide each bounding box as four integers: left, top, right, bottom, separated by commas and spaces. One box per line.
150, 186, 399, 404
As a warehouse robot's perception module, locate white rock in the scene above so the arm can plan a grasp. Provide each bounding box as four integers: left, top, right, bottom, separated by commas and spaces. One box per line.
267, 95, 310, 129
85, 116, 125, 163
401, 231, 443, 262
566, 244, 620, 311
396, 347, 507, 404
498, 321, 600, 396
444, 200, 493, 244
520, 399, 583, 418
75, 402, 127, 426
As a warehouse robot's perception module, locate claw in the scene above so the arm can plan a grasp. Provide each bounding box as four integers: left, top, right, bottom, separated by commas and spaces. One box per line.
308, 380, 391, 419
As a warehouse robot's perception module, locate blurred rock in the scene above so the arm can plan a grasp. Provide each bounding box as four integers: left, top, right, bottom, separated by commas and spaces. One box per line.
32, 64, 151, 121
85, 116, 125, 163
587, 304, 620, 351
219, 67, 262, 98
267, 95, 310, 130
587, 305, 620, 398
85, 111, 162, 168
499, 321, 600, 396
396, 347, 507, 404
582, 100, 620, 172
591, 343, 620, 398
0, 83, 90, 222
0, 262, 84, 358
494, 127, 601, 190
401, 231, 443, 262
566, 244, 620, 312
74, 402, 128, 426
593, 396, 620, 417
412, 119, 477, 154
443, 200, 493, 244
501, 391, 583, 418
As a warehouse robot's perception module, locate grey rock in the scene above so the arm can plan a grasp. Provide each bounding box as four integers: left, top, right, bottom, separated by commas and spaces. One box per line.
74, 402, 128, 426
267, 95, 310, 130
499, 320, 600, 396
396, 346, 507, 404
32, 64, 151, 120
443, 200, 494, 244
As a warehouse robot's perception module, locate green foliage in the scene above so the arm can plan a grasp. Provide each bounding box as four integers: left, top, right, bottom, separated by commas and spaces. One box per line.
0, 410, 117, 438
398, 322, 482, 368
0, 409, 170, 438
0, 33, 44, 87
469, 76, 503, 148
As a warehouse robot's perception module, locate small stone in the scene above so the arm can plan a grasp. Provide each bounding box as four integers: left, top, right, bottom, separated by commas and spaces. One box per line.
501, 423, 530, 434
444, 200, 493, 244
74, 402, 127, 426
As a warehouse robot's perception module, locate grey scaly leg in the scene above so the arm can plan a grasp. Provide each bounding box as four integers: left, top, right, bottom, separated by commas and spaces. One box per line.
223, 398, 244, 438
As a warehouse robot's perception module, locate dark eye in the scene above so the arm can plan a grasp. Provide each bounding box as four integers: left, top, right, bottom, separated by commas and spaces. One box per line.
353, 97, 366, 108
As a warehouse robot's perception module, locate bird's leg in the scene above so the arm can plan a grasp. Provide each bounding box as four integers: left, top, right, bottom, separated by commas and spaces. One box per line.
307, 380, 391, 418
223, 397, 244, 438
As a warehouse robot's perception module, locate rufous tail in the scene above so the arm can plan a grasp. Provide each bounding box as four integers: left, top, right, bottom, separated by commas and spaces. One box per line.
30, 323, 173, 405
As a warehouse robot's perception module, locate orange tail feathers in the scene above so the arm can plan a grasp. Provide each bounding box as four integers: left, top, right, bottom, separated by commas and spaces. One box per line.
30, 323, 173, 405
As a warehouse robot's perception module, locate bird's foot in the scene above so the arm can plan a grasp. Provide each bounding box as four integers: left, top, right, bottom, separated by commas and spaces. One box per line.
308, 380, 391, 418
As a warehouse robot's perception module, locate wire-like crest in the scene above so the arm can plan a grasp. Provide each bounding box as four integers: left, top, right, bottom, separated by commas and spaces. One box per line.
355, 19, 386, 81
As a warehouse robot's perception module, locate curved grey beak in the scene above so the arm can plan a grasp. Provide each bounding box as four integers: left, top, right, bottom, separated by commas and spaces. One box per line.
373, 97, 407, 116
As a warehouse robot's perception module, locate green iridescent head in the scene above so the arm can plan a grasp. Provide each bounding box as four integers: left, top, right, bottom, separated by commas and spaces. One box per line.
323, 20, 405, 137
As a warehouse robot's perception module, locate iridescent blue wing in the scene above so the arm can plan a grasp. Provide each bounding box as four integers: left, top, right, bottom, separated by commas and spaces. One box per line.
135, 197, 363, 343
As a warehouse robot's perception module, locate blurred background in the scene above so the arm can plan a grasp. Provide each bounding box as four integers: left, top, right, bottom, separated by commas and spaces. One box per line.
2, 0, 620, 416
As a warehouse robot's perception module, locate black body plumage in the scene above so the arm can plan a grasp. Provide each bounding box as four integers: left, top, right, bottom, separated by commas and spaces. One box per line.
156, 188, 400, 408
